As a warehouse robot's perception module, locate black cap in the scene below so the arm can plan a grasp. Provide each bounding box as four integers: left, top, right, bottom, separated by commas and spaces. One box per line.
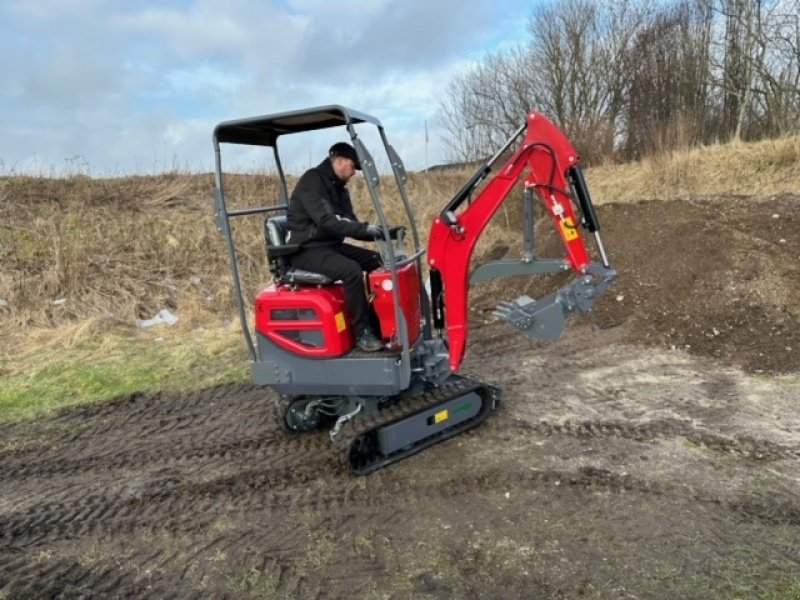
329, 142, 361, 170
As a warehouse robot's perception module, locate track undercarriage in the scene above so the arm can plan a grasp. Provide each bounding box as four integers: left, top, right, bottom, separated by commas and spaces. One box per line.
274, 376, 502, 475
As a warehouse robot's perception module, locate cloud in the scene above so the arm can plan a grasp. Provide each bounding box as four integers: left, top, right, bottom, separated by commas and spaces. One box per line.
0, 0, 530, 175
287, 0, 496, 80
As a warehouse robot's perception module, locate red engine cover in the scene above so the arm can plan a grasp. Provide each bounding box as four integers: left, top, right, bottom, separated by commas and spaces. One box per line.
369, 262, 421, 347
255, 284, 354, 357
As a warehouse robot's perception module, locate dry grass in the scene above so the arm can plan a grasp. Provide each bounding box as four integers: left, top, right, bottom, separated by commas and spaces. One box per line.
586, 135, 800, 204
2, 134, 799, 358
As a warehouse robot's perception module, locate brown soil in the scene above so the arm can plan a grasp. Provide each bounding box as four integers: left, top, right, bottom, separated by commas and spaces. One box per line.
2, 194, 800, 599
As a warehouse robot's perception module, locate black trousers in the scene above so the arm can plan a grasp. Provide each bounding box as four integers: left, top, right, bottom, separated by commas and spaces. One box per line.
290, 243, 382, 335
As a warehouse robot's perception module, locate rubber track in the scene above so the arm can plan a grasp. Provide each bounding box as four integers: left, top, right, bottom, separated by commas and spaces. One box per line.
273, 394, 294, 432
331, 376, 495, 474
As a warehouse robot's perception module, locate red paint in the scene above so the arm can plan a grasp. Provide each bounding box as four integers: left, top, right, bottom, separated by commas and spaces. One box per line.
255, 284, 354, 357
369, 262, 421, 346
427, 111, 592, 373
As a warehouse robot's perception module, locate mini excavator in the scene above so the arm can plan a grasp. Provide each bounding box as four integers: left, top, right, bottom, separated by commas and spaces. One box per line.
213, 106, 616, 474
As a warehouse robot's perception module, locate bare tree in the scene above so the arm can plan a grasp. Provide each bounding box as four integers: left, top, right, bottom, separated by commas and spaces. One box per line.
745, 0, 800, 136
763, 1, 800, 135
441, 0, 646, 164
440, 47, 536, 162
624, 0, 714, 158
440, 0, 800, 165
711, 0, 800, 139
525, 0, 648, 162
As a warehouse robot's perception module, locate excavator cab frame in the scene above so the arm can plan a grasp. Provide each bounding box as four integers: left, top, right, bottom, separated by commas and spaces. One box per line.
213, 105, 433, 390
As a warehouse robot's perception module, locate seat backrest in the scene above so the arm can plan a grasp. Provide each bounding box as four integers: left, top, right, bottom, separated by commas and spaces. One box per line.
266, 216, 289, 247
263, 215, 332, 286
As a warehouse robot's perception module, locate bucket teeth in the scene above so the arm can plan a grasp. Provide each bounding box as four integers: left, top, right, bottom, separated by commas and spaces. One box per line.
493, 299, 535, 330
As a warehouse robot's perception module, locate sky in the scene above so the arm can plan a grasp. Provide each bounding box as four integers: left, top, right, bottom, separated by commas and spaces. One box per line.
0, 0, 532, 176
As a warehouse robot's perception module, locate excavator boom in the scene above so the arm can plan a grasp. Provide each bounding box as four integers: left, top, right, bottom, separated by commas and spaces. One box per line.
427, 111, 616, 372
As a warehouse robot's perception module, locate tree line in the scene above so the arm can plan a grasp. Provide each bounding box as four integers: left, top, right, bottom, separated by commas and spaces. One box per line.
440, 0, 800, 164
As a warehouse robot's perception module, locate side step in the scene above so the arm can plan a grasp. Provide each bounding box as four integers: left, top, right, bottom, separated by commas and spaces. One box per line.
331, 376, 502, 475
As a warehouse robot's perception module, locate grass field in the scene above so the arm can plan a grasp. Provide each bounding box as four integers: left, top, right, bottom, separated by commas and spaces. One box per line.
2, 134, 799, 420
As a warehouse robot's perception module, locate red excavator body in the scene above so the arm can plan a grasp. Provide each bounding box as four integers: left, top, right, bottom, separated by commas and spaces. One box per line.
213, 106, 615, 474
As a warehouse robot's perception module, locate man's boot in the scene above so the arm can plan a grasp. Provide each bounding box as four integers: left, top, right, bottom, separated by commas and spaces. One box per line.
356, 328, 383, 352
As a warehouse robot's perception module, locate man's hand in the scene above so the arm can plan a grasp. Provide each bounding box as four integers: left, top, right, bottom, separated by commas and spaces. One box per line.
365, 224, 405, 240
365, 224, 383, 239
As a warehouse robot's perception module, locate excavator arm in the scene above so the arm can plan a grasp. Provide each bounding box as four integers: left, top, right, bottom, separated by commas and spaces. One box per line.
427, 111, 616, 372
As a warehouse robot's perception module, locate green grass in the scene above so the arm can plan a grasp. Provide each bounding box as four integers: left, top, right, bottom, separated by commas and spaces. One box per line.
0, 327, 249, 423
759, 578, 800, 600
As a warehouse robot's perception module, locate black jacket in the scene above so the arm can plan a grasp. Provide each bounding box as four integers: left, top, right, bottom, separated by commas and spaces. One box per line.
286, 159, 371, 247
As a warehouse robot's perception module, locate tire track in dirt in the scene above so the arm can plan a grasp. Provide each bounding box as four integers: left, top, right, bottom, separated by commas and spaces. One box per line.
0, 384, 271, 466
3, 356, 800, 597
61, 384, 268, 437
4, 390, 800, 542
0, 385, 280, 481
0, 429, 333, 481
1, 462, 329, 550
12, 456, 798, 559
3, 480, 800, 597
499, 417, 800, 461
0, 554, 190, 600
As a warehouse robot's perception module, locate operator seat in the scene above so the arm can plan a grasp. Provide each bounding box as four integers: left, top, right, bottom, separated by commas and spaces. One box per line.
265, 216, 333, 286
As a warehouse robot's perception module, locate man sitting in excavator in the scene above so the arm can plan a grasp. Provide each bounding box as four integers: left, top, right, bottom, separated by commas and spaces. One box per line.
285, 142, 385, 352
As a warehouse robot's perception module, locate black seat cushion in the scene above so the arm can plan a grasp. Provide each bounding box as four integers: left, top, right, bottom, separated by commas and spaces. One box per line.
282, 269, 333, 285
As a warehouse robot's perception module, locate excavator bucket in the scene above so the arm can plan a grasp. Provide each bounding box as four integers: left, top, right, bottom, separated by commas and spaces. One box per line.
489, 265, 617, 341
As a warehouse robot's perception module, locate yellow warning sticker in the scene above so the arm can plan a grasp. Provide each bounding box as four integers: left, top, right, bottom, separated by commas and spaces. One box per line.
560, 216, 579, 241
335, 311, 347, 333
434, 410, 449, 424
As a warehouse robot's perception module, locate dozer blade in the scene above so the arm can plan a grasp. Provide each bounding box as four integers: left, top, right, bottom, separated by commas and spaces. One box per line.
331, 376, 502, 475
494, 264, 617, 341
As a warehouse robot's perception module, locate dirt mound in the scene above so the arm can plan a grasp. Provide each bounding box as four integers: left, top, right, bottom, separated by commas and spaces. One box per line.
599, 194, 800, 373
474, 194, 800, 374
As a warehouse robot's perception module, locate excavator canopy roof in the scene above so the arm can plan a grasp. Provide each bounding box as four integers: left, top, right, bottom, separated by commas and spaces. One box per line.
213, 105, 382, 147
